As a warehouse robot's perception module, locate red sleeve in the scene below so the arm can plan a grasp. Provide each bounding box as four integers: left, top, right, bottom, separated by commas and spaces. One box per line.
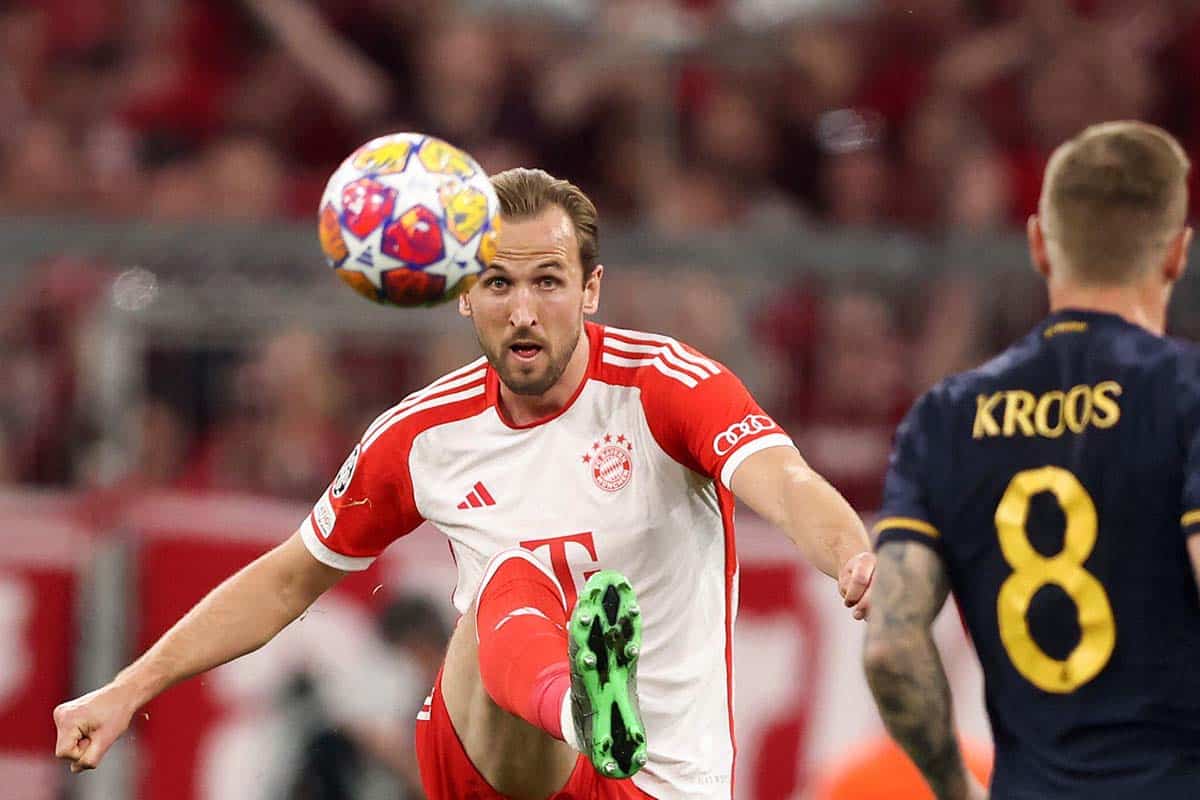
299, 418, 424, 571
637, 341, 796, 489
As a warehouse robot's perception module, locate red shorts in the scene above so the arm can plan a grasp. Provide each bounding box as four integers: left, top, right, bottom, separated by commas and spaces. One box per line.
415, 672, 657, 800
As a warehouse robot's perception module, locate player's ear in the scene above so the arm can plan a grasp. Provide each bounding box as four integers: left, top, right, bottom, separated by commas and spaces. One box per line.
459, 289, 473, 318
1164, 226, 1193, 284
582, 264, 603, 315
1027, 215, 1052, 280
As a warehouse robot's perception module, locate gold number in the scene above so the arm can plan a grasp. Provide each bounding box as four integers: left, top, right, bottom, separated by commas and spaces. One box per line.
994, 466, 1115, 693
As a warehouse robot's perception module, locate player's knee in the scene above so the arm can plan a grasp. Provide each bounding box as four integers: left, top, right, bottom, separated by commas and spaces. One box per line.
475, 547, 566, 610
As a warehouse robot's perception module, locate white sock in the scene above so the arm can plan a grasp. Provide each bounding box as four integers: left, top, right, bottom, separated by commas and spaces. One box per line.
560, 693, 581, 751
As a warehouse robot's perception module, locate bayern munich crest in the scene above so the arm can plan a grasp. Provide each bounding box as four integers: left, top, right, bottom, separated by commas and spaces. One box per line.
582, 434, 633, 492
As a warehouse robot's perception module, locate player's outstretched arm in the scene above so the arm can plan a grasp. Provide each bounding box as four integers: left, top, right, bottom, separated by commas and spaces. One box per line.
53, 531, 345, 774
730, 446, 874, 616
863, 541, 986, 800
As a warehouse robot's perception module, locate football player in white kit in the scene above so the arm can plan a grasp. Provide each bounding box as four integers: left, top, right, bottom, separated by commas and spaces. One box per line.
54, 168, 875, 800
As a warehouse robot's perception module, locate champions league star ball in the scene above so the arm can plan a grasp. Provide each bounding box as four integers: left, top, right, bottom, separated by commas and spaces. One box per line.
317, 133, 501, 306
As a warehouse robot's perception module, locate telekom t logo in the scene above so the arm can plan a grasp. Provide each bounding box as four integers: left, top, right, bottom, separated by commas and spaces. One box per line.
519, 531, 599, 608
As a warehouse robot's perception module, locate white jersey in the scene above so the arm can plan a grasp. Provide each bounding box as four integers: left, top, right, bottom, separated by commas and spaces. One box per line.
300, 322, 796, 799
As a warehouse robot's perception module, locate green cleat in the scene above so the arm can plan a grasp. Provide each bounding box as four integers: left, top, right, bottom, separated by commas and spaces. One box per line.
568, 570, 648, 780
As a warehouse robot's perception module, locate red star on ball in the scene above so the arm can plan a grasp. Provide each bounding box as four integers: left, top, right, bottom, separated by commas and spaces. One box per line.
582, 454, 591, 463
604, 434, 612, 443
616, 434, 626, 444
592, 441, 600, 450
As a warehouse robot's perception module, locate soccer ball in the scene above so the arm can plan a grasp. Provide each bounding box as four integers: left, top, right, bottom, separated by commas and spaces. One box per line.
317, 133, 501, 306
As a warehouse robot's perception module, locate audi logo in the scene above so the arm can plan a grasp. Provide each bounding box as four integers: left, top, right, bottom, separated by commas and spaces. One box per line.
712, 414, 776, 456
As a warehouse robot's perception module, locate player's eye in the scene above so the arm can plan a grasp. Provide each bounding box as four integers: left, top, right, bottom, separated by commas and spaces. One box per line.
485, 276, 509, 290
538, 277, 560, 290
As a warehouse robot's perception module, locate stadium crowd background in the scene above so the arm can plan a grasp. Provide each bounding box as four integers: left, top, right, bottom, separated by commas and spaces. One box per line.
6, 0, 1200, 509
2, 0, 1199, 798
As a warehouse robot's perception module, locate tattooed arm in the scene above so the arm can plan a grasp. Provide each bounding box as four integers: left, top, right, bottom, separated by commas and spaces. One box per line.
863, 540, 985, 800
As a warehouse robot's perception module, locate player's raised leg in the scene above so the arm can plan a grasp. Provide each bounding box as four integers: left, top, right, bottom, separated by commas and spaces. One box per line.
439, 549, 577, 797
434, 548, 646, 798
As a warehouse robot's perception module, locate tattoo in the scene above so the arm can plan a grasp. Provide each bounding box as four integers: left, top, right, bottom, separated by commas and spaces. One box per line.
864, 541, 968, 800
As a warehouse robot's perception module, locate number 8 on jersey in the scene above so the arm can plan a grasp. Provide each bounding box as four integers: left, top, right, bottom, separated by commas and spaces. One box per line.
994, 466, 1116, 693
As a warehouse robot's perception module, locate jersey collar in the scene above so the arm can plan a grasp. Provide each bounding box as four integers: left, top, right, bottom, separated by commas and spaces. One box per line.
487, 321, 604, 430
1040, 308, 1134, 335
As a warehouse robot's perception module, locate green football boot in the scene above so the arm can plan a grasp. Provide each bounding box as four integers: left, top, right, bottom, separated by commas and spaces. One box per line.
568, 569, 648, 780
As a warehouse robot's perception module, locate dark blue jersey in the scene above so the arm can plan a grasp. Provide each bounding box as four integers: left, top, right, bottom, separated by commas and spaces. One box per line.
875, 309, 1200, 798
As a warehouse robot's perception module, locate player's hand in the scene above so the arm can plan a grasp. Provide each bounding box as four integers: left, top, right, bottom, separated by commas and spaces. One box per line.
53, 684, 138, 773
838, 551, 875, 620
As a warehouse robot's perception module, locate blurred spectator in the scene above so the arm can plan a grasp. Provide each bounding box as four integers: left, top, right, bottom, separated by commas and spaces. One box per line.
144, 148, 211, 219
816, 127, 893, 227
0, 2, 46, 122
768, 20, 868, 213
132, 399, 191, 487
799, 288, 910, 509
646, 166, 739, 234
412, 16, 509, 147
75, 396, 193, 501
0, 117, 84, 213
942, 140, 1012, 232
908, 275, 987, 392
202, 135, 287, 221
688, 78, 807, 228
289, 593, 451, 800
893, 93, 1015, 230
758, 283, 909, 510
183, 328, 348, 501
196, 588, 402, 800
0, 258, 109, 485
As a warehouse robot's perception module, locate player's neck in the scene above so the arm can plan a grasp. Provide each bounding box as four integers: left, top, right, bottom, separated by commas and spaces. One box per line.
499, 330, 591, 425
1048, 283, 1166, 336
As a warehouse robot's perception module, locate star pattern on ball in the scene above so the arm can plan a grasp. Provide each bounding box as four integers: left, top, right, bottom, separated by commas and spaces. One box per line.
319, 132, 499, 307
433, 256, 477, 288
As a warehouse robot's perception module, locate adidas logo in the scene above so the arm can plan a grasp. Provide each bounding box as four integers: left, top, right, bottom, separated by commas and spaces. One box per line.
457, 481, 496, 509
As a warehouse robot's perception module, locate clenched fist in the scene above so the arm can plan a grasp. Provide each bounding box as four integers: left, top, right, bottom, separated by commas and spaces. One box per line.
53, 685, 138, 774
838, 551, 876, 620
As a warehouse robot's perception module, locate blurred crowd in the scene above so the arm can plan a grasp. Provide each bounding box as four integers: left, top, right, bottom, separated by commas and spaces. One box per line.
6, 5, 1200, 797
5, 0, 1200, 510
5, 0, 1199, 228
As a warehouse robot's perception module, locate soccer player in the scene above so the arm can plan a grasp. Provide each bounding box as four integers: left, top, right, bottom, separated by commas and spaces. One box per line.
864, 120, 1200, 800
54, 167, 875, 799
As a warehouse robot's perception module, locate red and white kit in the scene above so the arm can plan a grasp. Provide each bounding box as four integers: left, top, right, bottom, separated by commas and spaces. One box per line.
301, 322, 795, 799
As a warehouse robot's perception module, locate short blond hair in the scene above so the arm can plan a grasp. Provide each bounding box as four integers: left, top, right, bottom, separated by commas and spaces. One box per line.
1040, 121, 1190, 284
490, 168, 600, 281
